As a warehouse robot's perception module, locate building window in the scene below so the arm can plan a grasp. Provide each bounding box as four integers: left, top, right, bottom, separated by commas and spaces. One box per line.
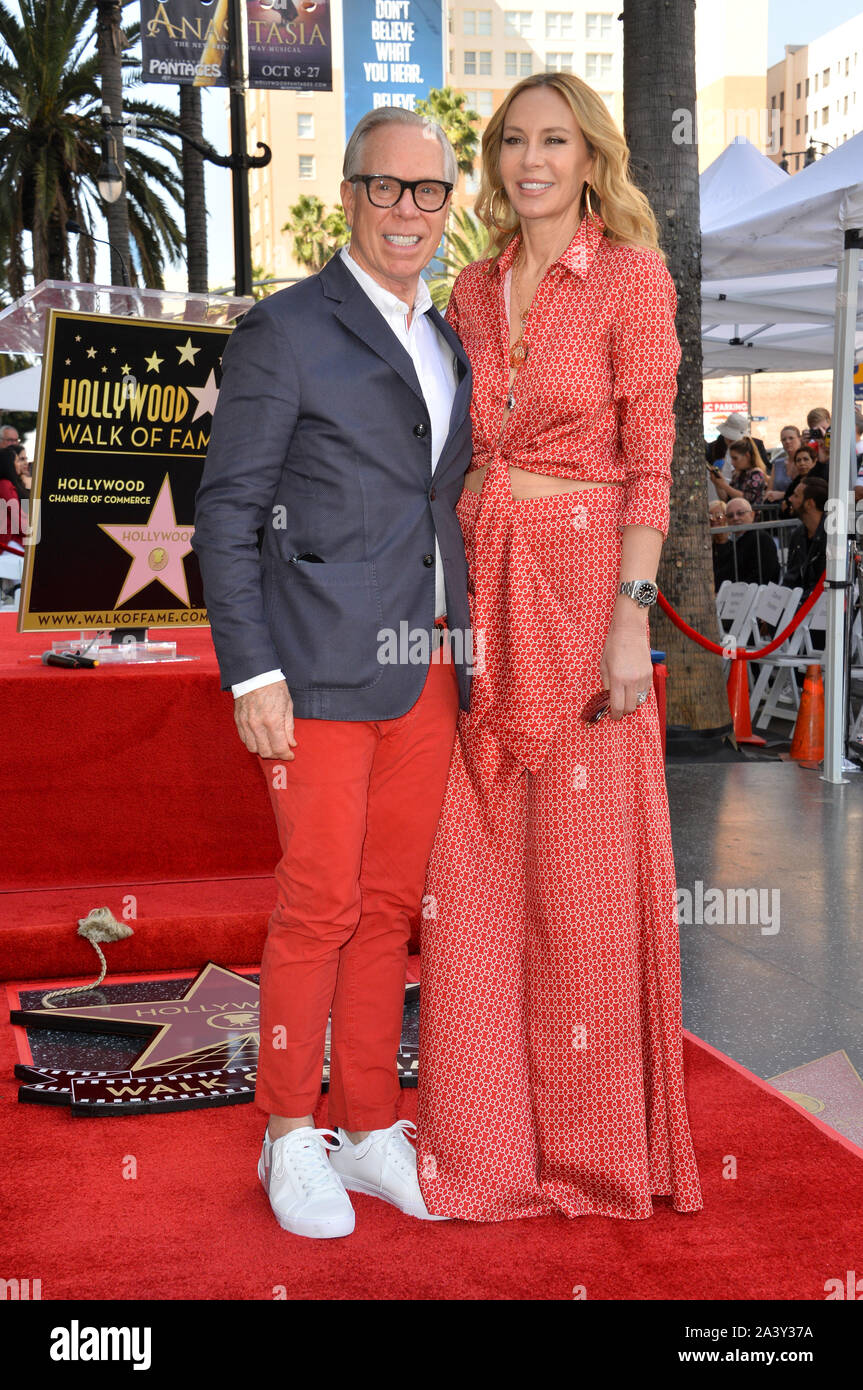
585, 12, 613, 38
297, 113, 314, 139
465, 50, 492, 76
844, 95, 849, 114
845, 57, 850, 76
805, 114, 809, 132
298, 154, 315, 179
505, 50, 533, 77
779, 125, 784, 146
770, 94, 775, 109
545, 52, 573, 73
814, 72, 818, 91
822, 105, 829, 123
464, 10, 491, 36
805, 77, 810, 96
463, 88, 493, 116
795, 117, 800, 134
796, 81, 801, 98
546, 11, 574, 39
585, 52, 613, 79
779, 90, 784, 110
822, 67, 829, 86
812, 110, 817, 128
504, 11, 531, 36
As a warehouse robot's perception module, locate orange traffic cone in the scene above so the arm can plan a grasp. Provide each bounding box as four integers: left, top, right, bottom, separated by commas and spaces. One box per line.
789, 663, 824, 762
726, 657, 766, 746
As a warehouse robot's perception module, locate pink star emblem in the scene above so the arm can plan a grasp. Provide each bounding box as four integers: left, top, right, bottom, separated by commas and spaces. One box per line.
99, 475, 195, 607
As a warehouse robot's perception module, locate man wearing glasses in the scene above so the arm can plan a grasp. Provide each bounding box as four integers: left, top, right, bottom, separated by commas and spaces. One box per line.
192, 109, 473, 1238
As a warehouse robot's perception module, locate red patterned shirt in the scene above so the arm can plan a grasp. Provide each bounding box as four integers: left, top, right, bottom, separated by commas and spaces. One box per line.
445, 212, 679, 537
444, 215, 680, 775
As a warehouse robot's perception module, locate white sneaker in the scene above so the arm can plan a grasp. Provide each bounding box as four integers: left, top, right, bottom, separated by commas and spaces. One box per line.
258, 1126, 355, 1238
329, 1119, 449, 1221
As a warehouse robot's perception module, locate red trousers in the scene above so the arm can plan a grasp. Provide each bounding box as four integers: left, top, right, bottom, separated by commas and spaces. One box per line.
255, 654, 459, 1128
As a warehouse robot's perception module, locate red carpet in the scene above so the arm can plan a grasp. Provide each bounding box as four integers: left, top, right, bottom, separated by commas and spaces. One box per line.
0, 614, 279, 889
5, 614, 863, 1298
2, 1010, 862, 1299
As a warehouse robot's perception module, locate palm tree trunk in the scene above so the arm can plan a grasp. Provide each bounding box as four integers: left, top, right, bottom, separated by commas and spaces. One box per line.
96, 0, 131, 285
623, 0, 729, 734
179, 85, 209, 293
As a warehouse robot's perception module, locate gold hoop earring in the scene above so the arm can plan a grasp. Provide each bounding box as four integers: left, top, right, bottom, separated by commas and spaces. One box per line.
584, 184, 595, 221
490, 188, 510, 229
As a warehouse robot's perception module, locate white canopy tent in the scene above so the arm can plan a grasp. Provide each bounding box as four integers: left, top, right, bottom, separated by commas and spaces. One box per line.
700, 131, 863, 782
700, 135, 788, 232
0, 363, 41, 413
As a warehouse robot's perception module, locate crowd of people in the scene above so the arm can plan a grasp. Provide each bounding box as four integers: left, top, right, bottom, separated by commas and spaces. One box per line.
707, 405, 863, 601
0, 422, 31, 601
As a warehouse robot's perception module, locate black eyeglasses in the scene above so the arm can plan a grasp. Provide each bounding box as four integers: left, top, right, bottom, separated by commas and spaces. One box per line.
349, 174, 453, 212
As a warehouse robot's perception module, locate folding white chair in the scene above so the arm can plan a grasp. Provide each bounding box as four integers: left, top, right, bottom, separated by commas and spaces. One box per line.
726, 583, 802, 722
750, 590, 827, 729
0, 548, 23, 609
715, 581, 758, 681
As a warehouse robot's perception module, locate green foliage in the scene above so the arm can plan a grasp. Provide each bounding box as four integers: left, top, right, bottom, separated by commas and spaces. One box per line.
283, 195, 350, 273
426, 206, 490, 311
0, 0, 185, 293
414, 87, 481, 175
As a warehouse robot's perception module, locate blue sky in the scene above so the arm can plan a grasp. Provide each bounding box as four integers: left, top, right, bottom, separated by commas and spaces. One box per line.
768, 0, 863, 65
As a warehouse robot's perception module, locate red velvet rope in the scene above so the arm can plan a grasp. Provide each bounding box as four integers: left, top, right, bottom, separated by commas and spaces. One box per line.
656, 572, 826, 661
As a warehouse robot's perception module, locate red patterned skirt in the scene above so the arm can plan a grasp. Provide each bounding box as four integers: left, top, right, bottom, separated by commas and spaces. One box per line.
415, 484, 704, 1221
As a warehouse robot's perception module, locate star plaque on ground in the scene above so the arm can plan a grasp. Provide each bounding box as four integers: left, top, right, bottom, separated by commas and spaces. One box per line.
7, 964, 420, 1115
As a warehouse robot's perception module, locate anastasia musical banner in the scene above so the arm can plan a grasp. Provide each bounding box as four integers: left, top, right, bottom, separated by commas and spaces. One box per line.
140, 0, 333, 91
19, 310, 231, 631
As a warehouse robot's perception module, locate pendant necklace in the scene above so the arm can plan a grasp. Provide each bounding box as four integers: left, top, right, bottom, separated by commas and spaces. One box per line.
505, 251, 536, 413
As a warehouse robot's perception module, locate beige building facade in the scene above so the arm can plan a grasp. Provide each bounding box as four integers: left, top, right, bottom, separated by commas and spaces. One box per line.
245, 0, 769, 281
767, 14, 863, 172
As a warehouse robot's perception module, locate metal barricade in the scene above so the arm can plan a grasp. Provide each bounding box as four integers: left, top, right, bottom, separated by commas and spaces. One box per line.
710, 515, 800, 587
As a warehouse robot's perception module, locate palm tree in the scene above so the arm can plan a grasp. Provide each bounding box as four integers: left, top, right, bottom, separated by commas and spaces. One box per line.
96, 0, 130, 284
283, 195, 349, 274
179, 85, 208, 294
0, 0, 185, 293
623, 0, 730, 737
415, 88, 480, 175
426, 205, 489, 311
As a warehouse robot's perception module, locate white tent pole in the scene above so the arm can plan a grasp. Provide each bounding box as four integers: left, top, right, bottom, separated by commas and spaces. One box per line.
822, 229, 861, 784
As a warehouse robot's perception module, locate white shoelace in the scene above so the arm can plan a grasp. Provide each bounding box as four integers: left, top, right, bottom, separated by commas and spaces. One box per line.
270, 1127, 342, 1197
373, 1119, 418, 1179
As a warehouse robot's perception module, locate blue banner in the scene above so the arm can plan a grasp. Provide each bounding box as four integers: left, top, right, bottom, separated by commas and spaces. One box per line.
343, 0, 443, 140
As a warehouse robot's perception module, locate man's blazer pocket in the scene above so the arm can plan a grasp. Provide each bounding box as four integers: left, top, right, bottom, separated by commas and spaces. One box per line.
265, 558, 385, 692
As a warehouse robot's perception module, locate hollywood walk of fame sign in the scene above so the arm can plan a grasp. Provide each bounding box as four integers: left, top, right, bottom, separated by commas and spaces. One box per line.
8, 962, 420, 1115
18, 309, 232, 631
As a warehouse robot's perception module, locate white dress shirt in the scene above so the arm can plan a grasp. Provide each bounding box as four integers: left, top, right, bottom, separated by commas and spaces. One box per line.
232, 244, 458, 698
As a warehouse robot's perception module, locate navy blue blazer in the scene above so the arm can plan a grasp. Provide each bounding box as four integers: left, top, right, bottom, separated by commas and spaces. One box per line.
191, 253, 474, 719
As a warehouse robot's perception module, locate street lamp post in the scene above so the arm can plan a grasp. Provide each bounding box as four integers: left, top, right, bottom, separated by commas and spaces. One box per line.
98, 0, 269, 298
228, 0, 254, 298
778, 140, 833, 173
100, 116, 272, 298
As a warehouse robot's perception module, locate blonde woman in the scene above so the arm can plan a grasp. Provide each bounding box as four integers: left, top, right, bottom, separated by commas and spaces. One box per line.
416, 73, 703, 1222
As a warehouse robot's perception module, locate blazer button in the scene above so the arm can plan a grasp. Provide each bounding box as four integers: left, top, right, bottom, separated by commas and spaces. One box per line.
422, 553, 434, 567
429, 487, 437, 501
413, 422, 428, 438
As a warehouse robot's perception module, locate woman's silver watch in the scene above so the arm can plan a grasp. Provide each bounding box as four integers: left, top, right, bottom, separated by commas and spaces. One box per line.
618, 579, 658, 608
